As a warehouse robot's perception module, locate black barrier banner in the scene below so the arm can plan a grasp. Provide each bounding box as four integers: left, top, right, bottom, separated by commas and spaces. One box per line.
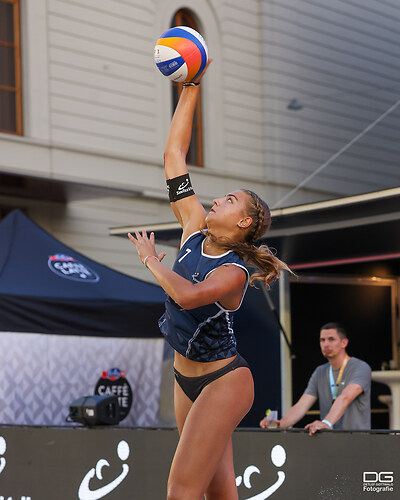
233, 430, 398, 499
0, 426, 398, 499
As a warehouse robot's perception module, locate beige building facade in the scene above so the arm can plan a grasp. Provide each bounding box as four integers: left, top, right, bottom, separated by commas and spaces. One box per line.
1, 0, 399, 282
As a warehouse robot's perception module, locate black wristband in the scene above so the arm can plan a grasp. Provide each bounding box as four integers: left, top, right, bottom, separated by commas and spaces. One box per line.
166, 174, 195, 202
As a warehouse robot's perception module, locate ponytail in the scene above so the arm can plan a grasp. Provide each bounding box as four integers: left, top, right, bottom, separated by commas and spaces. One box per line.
203, 232, 293, 287
217, 239, 292, 287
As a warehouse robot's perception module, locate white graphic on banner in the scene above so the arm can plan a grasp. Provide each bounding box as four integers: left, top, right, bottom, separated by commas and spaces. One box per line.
0, 436, 6, 475
0, 436, 32, 500
236, 445, 286, 499
78, 440, 130, 500
0, 497, 31, 500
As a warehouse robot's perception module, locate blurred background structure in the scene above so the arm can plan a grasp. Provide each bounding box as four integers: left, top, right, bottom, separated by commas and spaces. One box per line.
1, 0, 399, 427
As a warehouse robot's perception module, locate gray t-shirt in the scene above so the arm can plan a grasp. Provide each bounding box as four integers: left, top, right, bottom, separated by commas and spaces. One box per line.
304, 357, 371, 430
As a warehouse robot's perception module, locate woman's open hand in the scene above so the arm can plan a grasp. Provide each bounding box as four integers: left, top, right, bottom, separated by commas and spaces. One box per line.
128, 230, 166, 265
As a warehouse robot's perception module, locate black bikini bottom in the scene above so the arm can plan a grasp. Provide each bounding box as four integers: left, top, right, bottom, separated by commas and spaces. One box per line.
174, 354, 250, 402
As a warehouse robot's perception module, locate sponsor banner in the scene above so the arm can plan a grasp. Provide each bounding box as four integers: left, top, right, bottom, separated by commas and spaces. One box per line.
95, 368, 133, 421
0, 427, 398, 499
48, 254, 100, 282
0, 333, 163, 427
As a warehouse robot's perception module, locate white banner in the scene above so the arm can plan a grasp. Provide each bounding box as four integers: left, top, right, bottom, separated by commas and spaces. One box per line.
0, 332, 164, 427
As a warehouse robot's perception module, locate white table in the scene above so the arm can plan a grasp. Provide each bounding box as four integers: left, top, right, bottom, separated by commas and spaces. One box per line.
372, 370, 400, 429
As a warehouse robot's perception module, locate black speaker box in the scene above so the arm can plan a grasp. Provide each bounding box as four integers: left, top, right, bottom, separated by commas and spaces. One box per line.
68, 395, 120, 426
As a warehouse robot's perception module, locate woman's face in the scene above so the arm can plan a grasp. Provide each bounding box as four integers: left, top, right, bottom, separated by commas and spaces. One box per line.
206, 190, 252, 233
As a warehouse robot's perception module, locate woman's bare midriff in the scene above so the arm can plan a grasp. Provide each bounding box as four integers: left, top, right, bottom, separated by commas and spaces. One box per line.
174, 350, 237, 377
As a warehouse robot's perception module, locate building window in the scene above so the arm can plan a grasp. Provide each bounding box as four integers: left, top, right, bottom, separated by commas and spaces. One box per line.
171, 9, 204, 167
0, 0, 22, 135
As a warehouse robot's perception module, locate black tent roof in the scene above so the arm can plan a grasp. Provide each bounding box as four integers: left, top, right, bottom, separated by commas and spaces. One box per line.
0, 210, 166, 337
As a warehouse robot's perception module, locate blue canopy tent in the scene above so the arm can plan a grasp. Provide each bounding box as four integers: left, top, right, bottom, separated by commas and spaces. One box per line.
0, 210, 170, 426
0, 210, 166, 337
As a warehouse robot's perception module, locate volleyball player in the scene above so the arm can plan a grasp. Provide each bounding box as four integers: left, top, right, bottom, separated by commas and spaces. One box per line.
129, 62, 291, 500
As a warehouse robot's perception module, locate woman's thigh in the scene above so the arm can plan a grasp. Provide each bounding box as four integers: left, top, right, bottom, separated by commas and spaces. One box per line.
205, 438, 238, 500
168, 367, 254, 498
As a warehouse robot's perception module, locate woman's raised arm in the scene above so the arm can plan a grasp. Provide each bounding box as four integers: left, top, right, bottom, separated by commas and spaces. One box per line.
164, 62, 211, 243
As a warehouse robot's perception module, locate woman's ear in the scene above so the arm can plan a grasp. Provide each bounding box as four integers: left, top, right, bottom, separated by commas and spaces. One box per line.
238, 217, 252, 229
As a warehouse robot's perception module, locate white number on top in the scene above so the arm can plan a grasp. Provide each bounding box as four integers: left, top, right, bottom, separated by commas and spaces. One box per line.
178, 248, 192, 263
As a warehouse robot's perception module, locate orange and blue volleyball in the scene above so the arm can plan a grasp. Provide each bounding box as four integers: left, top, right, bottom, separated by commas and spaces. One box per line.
154, 26, 208, 83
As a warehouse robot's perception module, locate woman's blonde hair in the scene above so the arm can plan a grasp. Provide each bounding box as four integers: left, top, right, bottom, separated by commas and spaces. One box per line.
209, 190, 292, 287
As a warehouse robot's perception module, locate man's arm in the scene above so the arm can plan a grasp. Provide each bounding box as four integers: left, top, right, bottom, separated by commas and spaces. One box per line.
260, 394, 317, 429
305, 383, 363, 435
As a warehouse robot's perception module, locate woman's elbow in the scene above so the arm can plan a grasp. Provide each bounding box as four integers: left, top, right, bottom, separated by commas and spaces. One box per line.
175, 296, 195, 310
174, 291, 203, 310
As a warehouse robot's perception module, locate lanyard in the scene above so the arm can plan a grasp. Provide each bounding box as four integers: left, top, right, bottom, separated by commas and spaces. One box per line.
329, 356, 350, 400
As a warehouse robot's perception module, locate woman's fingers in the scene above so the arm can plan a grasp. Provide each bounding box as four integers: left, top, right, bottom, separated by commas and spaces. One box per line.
132, 229, 152, 241
193, 58, 213, 83
129, 231, 160, 266
128, 232, 138, 245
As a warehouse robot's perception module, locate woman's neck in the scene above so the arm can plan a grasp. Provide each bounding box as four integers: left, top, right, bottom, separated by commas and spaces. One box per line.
203, 233, 224, 255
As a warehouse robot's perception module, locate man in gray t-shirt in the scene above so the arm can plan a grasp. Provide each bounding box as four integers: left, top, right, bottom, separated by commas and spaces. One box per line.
304, 356, 371, 430
260, 322, 371, 435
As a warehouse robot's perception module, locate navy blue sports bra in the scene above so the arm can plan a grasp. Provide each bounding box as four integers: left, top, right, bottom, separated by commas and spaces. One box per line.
158, 231, 249, 362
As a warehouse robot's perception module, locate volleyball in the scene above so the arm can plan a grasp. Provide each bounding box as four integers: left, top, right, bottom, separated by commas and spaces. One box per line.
154, 26, 208, 83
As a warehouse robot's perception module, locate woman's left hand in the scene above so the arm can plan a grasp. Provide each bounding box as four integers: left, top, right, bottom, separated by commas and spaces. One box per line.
191, 58, 212, 84
128, 230, 166, 265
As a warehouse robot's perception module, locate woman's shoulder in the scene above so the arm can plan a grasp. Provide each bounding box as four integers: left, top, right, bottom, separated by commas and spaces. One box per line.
219, 250, 247, 269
